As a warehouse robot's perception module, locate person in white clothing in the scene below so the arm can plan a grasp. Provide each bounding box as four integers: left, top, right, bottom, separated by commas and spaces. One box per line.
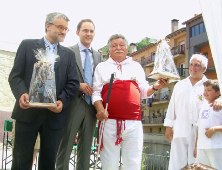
164, 54, 222, 170
194, 79, 222, 169
92, 34, 168, 170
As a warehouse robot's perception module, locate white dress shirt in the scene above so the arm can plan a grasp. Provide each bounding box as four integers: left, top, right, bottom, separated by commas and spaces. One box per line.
197, 101, 222, 149
164, 76, 208, 138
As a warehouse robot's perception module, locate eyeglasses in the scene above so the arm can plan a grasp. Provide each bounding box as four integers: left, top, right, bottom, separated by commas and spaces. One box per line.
51, 23, 69, 32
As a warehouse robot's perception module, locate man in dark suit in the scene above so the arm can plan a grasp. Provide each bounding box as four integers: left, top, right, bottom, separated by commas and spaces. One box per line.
56, 19, 102, 170
8, 12, 79, 170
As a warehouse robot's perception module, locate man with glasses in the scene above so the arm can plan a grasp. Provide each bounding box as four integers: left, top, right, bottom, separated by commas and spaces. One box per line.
164, 54, 222, 169
56, 19, 101, 170
8, 12, 79, 170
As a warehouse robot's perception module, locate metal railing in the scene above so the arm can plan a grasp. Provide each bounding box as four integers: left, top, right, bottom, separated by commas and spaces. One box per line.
141, 153, 169, 170
143, 116, 164, 124
141, 56, 155, 66
171, 44, 185, 56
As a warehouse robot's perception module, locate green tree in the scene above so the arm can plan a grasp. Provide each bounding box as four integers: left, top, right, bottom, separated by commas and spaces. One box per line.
136, 37, 157, 51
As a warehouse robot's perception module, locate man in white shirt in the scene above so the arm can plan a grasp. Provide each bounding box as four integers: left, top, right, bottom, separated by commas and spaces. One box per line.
92, 34, 167, 170
164, 54, 221, 170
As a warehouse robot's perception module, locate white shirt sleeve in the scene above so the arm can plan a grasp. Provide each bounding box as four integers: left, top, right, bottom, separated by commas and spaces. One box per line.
92, 64, 104, 104
135, 63, 150, 99
164, 85, 176, 127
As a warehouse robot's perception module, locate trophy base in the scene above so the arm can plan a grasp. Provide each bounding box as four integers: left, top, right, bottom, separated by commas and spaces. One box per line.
29, 102, 56, 108
148, 72, 180, 83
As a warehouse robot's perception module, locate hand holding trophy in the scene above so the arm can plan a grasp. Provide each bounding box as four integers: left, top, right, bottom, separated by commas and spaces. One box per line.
148, 39, 180, 83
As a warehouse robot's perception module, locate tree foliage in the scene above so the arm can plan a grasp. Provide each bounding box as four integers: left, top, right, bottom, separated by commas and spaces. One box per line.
136, 37, 157, 51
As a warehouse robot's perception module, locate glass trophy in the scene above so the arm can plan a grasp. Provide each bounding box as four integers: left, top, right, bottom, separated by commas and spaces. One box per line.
148, 39, 180, 83
29, 49, 58, 108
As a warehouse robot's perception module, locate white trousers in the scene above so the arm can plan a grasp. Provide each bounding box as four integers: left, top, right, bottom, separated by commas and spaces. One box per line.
168, 128, 196, 170
100, 119, 143, 170
197, 149, 222, 169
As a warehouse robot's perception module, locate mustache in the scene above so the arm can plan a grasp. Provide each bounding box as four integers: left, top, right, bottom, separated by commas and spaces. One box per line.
56, 32, 65, 36
114, 50, 124, 53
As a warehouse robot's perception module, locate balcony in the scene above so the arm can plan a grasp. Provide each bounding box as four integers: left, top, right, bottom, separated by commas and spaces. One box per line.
141, 56, 155, 67
143, 115, 164, 125
141, 57, 149, 67
146, 55, 155, 66
153, 91, 170, 104
171, 44, 185, 59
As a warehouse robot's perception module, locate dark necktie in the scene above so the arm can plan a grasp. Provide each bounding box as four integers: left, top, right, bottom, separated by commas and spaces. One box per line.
84, 49, 93, 104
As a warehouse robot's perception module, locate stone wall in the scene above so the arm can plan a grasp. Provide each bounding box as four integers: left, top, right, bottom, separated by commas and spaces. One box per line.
0, 51, 16, 111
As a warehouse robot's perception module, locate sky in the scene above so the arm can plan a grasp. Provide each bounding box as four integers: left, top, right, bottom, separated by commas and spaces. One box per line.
0, 0, 202, 52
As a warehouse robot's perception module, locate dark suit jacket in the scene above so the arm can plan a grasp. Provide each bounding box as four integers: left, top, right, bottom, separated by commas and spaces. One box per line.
8, 38, 80, 129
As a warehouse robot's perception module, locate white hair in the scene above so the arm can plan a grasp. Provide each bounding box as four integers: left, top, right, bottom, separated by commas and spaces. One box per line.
190, 54, 208, 68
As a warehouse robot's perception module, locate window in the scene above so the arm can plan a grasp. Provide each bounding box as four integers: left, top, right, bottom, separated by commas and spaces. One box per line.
150, 52, 155, 62
141, 56, 145, 66
199, 22, 206, 33
179, 63, 185, 76
190, 22, 206, 37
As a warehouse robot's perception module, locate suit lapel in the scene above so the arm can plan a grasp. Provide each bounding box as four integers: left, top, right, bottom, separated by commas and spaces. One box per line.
92, 50, 100, 72
36, 38, 46, 50
70, 45, 101, 80
71, 45, 84, 79
55, 44, 63, 70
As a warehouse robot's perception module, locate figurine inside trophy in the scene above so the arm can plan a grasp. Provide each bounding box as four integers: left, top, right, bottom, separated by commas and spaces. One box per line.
148, 39, 180, 83
28, 48, 58, 108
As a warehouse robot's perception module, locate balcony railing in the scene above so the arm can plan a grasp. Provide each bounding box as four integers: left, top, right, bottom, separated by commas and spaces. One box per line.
143, 115, 164, 124
171, 44, 185, 56
153, 91, 170, 102
141, 56, 155, 66
142, 153, 169, 170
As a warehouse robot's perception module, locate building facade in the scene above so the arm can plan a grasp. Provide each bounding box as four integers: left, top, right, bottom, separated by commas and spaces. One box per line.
130, 14, 217, 157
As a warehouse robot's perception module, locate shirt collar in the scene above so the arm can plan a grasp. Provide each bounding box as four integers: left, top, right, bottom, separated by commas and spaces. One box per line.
78, 42, 92, 53
187, 75, 208, 85
44, 37, 58, 49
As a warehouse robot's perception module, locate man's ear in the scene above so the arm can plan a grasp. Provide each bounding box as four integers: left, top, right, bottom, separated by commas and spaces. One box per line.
203, 67, 207, 73
76, 30, 79, 36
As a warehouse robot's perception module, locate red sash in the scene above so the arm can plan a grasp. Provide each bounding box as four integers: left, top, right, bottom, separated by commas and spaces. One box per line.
101, 80, 141, 120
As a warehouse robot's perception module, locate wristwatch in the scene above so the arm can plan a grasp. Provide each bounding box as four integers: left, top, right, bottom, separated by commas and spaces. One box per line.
152, 85, 158, 91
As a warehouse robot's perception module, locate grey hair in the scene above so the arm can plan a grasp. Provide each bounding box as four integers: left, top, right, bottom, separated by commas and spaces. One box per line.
190, 54, 208, 69
45, 12, 69, 32
107, 34, 128, 48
